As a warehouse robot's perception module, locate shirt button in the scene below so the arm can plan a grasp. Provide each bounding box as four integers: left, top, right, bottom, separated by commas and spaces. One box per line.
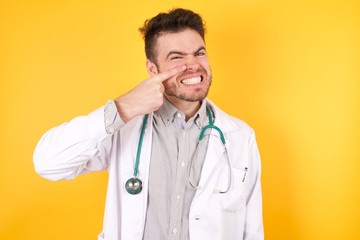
172, 228, 178, 234
105, 118, 112, 124
109, 127, 115, 133
176, 194, 181, 200
180, 161, 185, 167
177, 113, 182, 118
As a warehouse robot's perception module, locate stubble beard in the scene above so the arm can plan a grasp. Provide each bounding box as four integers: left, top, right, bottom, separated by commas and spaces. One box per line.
164, 74, 212, 102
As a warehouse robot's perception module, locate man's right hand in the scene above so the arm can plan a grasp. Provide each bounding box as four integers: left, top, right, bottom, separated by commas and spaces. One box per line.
114, 65, 186, 123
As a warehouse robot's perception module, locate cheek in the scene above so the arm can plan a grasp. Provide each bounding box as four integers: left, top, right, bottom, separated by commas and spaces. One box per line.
168, 61, 186, 69
159, 59, 185, 70
199, 59, 211, 72
163, 76, 178, 88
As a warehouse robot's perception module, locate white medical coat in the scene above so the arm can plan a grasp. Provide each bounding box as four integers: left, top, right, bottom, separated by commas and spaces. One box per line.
33, 100, 264, 240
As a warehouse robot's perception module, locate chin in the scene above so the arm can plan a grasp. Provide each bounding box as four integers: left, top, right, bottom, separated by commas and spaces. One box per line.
168, 91, 209, 102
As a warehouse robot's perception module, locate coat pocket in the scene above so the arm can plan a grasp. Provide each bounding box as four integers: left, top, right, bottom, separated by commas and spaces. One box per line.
220, 167, 247, 212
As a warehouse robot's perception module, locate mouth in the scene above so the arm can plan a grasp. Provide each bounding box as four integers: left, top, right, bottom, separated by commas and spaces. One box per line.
180, 75, 203, 85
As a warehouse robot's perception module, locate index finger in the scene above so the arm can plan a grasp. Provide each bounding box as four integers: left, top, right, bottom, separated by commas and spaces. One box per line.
154, 65, 187, 82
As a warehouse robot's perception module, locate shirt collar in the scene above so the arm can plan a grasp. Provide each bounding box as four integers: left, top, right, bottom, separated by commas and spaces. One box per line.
193, 100, 208, 129
157, 98, 208, 129
157, 97, 178, 127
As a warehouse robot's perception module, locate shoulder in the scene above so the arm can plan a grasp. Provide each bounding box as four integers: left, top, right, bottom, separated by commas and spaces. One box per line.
206, 99, 254, 137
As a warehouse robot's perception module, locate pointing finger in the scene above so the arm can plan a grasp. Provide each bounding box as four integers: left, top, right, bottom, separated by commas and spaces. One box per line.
154, 65, 186, 82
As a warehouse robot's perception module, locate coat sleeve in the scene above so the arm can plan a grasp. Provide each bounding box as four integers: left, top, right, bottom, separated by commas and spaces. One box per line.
33, 106, 115, 181
243, 129, 264, 239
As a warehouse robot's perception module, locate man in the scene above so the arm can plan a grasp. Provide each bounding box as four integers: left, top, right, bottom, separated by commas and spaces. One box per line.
34, 8, 264, 240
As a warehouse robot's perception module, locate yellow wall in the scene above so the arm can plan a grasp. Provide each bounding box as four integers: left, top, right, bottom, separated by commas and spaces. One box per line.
1, 0, 359, 239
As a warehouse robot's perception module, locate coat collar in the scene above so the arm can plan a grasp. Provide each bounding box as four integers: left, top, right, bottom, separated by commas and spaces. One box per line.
206, 99, 241, 134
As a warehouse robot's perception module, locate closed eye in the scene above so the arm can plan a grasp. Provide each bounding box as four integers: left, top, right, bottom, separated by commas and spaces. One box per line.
170, 56, 182, 60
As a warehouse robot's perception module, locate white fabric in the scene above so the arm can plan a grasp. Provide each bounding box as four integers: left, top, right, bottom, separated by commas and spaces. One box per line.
33, 99, 264, 240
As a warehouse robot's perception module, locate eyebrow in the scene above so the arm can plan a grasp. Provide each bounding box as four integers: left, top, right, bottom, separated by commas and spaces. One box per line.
166, 46, 206, 60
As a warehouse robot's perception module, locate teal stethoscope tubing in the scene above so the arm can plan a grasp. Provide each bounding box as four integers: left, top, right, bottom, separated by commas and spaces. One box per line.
133, 114, 149, 177
125, 106, 229, 195
124, 114, 148, 194
200, 106, 226, 144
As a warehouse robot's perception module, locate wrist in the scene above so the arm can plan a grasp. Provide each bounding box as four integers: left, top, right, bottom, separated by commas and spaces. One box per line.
114, 96, 135, 123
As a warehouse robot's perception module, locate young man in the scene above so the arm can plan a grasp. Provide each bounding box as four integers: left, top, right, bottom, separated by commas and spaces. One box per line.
34, 8, 264, 240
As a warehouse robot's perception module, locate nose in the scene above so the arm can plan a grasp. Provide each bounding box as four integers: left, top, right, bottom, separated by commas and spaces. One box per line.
185, 55, 200, 72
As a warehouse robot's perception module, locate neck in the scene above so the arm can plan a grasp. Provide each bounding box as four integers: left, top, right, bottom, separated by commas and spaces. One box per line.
165, 95, 201, 121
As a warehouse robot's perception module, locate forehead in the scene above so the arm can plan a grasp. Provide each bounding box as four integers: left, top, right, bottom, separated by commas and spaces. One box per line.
155, 29, 205, 57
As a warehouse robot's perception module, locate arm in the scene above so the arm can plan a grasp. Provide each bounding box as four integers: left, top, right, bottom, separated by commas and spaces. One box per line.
33, 65, 186, 181
33, 105, 116, 181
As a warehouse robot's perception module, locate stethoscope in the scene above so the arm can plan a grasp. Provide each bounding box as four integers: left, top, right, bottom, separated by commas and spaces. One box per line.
125, 106, 232, 195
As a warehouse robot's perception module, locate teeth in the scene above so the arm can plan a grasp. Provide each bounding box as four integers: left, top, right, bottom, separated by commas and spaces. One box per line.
182, 76, 201, 85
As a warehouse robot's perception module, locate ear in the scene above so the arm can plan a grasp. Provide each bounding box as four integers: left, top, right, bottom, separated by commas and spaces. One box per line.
146, 59, 158, 76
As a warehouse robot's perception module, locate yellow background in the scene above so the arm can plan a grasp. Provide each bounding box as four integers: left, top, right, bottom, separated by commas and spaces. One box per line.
1, 0, 359, 239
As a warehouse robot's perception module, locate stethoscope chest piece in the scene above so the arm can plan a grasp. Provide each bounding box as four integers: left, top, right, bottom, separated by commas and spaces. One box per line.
125, 177, 143, 195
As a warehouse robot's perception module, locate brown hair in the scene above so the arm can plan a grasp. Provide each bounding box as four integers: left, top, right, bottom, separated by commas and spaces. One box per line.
139, 8, 206, 64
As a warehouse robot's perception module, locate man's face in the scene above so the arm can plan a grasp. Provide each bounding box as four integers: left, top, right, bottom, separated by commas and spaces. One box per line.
153, 28, 212, 104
